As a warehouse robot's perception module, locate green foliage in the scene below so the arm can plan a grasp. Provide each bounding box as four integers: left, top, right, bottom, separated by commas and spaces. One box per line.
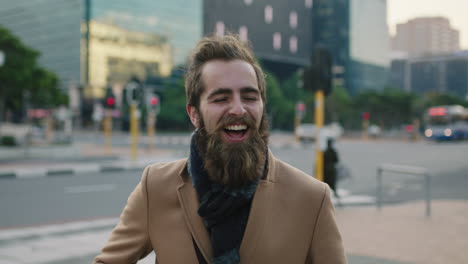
0, 136, 16, 146
0, 26, 67, 120
323, 85, 468, 130
157, 78, 191, 131
265, 72, 295, 130
423, 92, 468, 108
326, 86, 353, 126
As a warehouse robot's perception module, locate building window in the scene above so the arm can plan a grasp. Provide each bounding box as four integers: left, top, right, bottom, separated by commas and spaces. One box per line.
215, 21, 225, 37
265, 5, 273, 24
289, 36, 298, 53
273, 32, 281, 50
290, 11, 298, 29
305, 0, 313, 8
239, 26, 248, 42
244, 0, 253, 5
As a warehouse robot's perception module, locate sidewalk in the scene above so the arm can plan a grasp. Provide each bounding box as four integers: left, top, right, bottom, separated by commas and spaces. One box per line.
0, 142, 182, 179
336, 199, 468, 264
0, 199, 465, 264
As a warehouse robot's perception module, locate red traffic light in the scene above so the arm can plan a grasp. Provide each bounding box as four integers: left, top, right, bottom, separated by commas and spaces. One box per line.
150, 96, 159, 106
296, 103, 306, 112
106, 97, 115, 106
362, 112, 370, 120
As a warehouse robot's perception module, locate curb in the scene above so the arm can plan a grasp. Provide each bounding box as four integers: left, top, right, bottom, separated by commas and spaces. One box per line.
0, 163, 148, 179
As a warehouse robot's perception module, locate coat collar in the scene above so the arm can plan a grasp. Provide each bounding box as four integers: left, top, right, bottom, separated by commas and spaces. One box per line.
176, 150, 277, 263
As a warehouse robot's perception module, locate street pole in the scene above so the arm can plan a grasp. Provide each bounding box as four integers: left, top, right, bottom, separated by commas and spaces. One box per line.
104, 109, 112, 154
294, 115, 300, 141
314, 90, 324, 181
147, 111, 155, 152
46, 113, 55, 143
130, 103, 139, 162
362, 119, 369, 140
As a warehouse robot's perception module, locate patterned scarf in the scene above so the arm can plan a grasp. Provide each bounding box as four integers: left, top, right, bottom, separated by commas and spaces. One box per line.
187, 130, 264, 264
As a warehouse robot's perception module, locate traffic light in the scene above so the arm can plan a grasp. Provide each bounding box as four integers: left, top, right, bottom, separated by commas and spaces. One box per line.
313, 47, 332, 96
302, 47, 333, 96
362, 112, 370, 120
104, 87, 116, 109
148, 94, 160, 114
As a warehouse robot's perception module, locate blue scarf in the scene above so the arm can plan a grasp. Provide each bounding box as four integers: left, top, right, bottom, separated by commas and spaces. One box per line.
187, 130, 262, 264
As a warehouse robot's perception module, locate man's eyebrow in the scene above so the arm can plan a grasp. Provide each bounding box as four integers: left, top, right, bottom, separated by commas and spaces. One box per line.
207, 87, 260, 100
207, 88, 232, 100
240, 87, 260, 95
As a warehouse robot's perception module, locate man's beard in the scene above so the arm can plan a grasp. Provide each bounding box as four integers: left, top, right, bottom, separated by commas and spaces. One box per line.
196, 112, 269, 188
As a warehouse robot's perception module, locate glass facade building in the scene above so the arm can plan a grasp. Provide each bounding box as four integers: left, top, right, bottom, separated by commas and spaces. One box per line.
313, 0, 389, 94
391, 52, 468, 98
0, 0, 202, 92
0, 0, 82, 89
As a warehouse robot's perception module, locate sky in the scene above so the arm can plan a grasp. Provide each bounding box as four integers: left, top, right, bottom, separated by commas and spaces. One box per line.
387, 0, 468, 49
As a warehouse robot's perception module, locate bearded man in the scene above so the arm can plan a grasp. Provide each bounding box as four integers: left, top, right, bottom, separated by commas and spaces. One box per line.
94, 34, 346, 264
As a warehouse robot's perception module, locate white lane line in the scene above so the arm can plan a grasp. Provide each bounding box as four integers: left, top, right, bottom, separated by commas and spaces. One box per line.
0, 218, 157, 264
64, 184, 116, 194
0, 218, 119, 241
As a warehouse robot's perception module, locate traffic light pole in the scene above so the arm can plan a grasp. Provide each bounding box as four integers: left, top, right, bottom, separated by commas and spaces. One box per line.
147, 111, 156, 152
362, 119, 369, 140
130, 103, 139, 163
314, 90, 324, 181
104, 109, 112, 154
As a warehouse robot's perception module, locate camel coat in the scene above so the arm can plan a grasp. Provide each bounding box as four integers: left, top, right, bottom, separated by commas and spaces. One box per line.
94, 151, 346, 264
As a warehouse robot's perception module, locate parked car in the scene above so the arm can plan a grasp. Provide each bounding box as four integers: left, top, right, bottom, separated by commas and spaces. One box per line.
295, 123, 316, 142
295, 122, 343, 142
368, 124, 382, 138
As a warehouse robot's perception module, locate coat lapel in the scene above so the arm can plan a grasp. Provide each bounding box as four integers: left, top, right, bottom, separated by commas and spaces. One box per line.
177, 176, 212, 262
240, 150, 276, 260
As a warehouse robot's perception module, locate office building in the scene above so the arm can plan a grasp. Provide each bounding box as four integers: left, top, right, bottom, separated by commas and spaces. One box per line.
204, 0, 390, 94
392, 17, 460, 57
204, 0, 313, 80
389, 51, 468, 98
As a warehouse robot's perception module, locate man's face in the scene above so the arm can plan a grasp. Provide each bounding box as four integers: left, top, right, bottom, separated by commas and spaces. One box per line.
187, 59, 264, 143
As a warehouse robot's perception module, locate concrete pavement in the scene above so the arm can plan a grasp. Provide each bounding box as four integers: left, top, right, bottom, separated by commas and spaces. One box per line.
1, 199, 465, 264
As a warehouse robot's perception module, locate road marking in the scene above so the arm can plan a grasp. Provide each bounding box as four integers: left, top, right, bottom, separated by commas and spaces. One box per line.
0, 218, 157, 264
64, 184, 116, 194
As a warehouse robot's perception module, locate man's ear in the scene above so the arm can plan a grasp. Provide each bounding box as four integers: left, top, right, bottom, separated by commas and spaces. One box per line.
187, 104, 200, 128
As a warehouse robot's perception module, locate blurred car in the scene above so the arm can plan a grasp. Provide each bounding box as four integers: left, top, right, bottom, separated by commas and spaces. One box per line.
295, 122, 343, 142
368, 124, 382, 138
296, 123, 316, 142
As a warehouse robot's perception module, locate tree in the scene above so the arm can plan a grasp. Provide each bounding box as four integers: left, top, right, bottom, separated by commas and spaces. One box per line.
265, 71, 295, 130
0, 26, 66, 122
326, 85, 352, 126
157, 77, 191, 131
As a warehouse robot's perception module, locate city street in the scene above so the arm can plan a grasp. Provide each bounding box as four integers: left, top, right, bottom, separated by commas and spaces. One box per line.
1, 132, 467, 263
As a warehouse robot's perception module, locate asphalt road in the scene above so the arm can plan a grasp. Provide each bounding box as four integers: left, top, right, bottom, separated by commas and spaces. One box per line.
1, 139, 467, 229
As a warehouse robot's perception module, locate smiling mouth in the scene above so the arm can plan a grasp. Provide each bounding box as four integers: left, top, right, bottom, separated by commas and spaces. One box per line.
223, 124, 249, 142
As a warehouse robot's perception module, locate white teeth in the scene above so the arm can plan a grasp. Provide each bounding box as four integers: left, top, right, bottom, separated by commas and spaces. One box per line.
225, 124, 247, 131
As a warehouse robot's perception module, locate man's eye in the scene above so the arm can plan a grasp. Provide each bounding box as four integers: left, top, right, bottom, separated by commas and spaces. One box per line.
244, 97, 258, 101
213, 97, 227, 103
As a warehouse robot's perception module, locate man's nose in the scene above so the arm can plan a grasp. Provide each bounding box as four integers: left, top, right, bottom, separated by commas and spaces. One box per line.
228, 97, 247, 116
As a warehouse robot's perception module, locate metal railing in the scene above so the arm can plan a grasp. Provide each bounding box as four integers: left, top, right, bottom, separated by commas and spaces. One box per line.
376, 163, 431, 217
